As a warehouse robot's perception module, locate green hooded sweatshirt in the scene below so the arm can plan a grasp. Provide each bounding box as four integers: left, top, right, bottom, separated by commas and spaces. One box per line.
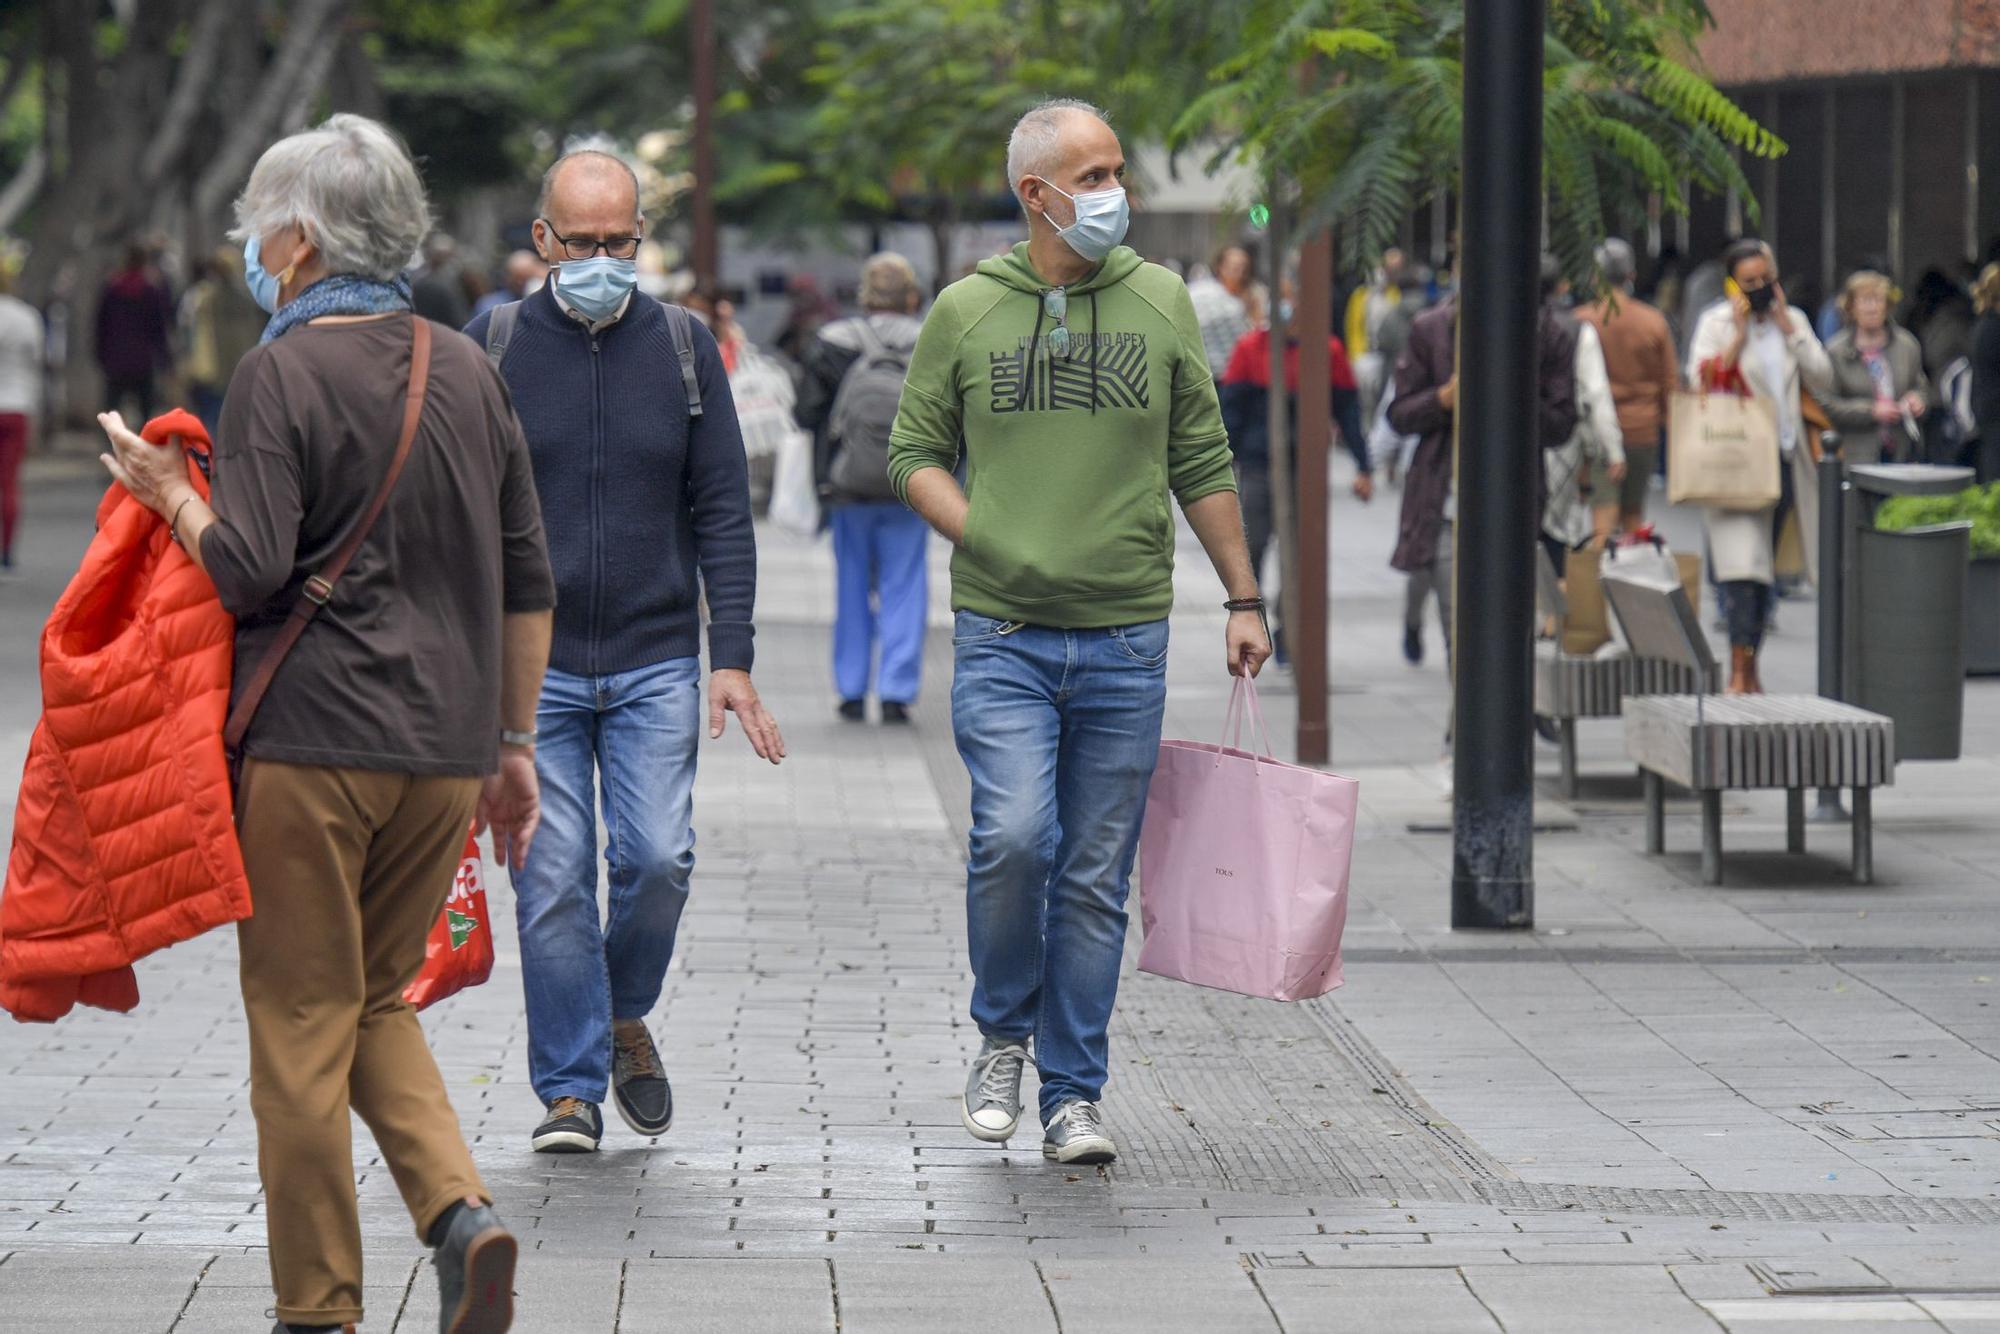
887, 242, 1235, 628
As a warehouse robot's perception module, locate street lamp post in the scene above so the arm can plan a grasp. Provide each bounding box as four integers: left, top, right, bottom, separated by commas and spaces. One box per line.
1451, 0, 1543, 929
1296, 229, 1334, 766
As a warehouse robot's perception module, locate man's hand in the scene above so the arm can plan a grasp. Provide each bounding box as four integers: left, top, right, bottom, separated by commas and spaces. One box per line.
1352, 473, 1375, 503
1228, 609, 1272, 678
1873, 399, 1902, 425
476, 747, 541, 871
1901, 391, 1928, 420
711, 668, 785, 763
1436, 375, 1459, 412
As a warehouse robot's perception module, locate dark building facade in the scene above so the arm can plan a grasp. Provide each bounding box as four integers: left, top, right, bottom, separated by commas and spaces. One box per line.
1686, 1, 2000, 309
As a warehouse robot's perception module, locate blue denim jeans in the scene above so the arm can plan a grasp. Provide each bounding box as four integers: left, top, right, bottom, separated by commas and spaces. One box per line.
513, 656, 701, 1104
951, 612, 1170, 1121
831, 502, 931, 705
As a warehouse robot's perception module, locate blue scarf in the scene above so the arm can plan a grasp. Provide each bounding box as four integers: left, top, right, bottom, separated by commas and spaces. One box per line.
260, 273, 413, 343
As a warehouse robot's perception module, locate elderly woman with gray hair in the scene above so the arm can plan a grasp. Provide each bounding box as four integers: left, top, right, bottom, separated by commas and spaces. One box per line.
96, 113, 553, 1334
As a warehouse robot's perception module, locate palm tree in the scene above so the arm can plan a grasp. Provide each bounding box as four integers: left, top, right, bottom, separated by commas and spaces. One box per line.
1147, 0, 1777, 282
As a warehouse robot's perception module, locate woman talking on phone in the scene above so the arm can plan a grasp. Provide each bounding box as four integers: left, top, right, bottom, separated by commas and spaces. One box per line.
1685, 238, 1833, 694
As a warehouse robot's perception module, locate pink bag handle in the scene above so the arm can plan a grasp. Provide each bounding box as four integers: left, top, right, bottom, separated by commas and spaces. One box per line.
1218, 675, 1277, 765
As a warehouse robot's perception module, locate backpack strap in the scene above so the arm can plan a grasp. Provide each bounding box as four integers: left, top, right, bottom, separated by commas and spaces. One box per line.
664, 302, 704, 419
483, 300, 520, 370
225, 315, 434, 761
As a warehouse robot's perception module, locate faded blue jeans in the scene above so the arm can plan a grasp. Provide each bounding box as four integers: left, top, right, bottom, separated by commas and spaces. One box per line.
951, 612, 1170, 1122
513, 656, 701, 1105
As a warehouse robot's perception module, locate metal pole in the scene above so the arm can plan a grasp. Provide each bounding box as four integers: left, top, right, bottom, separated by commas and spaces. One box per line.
1296, 229, 1333, 766
1266, 202, 1298, 686
1452, 0, 1542, 930
1813, 453, 1849, 821
690, 0, 719, 293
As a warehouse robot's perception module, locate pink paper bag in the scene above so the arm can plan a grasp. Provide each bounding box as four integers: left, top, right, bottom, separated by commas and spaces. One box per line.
1137, 678, 1358, 1002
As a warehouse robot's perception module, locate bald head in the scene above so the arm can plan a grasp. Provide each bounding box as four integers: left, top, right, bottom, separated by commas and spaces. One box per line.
534, 150, 642, 268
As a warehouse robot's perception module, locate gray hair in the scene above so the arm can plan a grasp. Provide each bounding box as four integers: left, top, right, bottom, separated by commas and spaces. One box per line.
538, 150, 641, 220
859, 252, 920, 311
230, 114, 432, 282
1596, 237, 1637, 288
1006, 99, 1109, 209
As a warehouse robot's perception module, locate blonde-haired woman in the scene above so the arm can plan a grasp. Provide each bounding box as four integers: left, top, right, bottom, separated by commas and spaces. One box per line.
1819, 270, 1929, 466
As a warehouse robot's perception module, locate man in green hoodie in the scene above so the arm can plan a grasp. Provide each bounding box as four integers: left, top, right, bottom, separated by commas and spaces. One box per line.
888, 99, 1269, 1166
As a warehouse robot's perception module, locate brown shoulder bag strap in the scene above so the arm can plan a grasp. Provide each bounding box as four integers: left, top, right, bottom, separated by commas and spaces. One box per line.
225, 315, 434, 755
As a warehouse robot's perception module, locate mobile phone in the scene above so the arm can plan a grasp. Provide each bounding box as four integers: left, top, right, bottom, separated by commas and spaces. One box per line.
1724, 276, 1743, 300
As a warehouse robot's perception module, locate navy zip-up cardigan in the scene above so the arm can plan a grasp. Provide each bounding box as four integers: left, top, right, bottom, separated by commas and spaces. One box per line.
465, 285, 756, 677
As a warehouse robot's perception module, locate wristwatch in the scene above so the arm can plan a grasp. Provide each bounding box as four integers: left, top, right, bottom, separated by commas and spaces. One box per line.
500, 728, 538, 748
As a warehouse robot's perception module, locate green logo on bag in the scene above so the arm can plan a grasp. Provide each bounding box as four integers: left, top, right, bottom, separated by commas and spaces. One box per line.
447, 908, 479, 950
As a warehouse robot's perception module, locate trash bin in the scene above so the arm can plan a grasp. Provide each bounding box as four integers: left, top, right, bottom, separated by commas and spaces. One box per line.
1846, 465, 1975, 762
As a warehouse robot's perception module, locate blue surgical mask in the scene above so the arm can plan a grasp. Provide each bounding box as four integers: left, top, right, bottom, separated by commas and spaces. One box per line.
554, 256, 637, 323
1277, 300, 1295, 325
243, 234, 286, 314
1035, 177, 1130, 263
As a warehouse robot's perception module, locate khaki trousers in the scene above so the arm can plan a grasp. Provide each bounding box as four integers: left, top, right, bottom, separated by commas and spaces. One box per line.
236, 759, 488, 1326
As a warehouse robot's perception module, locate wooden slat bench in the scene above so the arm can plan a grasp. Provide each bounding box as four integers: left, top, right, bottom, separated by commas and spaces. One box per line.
1531, 550, 1712, 797
1534, 646, 1712, 796
1602, 572, 1896, 886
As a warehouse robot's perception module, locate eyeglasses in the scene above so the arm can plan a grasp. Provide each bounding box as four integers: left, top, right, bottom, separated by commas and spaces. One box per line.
540, 220, 641, 261
1043, 288, 1071, 358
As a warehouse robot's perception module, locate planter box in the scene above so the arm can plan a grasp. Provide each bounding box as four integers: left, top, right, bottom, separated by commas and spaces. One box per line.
1970, 557, 2000, 675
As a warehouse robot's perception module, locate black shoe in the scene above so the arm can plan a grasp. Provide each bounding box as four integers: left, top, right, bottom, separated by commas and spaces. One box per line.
431, 1200, 516, 1334
612, 1023, 673, 1137
1403, 624, 1424, 665
1534, 716, 1562, 745
880, 701, 911, 725
530, 1097, 601, 1153
271, 1324, 347, 1333
838, 698, 866, 722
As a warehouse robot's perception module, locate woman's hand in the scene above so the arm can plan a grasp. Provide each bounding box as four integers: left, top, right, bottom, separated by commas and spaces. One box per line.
97, 411, 192, 517
1770, 283, 1796, 334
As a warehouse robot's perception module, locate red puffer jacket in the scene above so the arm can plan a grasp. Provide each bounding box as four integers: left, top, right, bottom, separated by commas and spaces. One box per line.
1, 410, 251, 1022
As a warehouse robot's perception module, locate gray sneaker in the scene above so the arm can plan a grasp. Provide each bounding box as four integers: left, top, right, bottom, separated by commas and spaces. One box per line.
1041, 1099, 1117, 1165
961, 1037, 1031, 1142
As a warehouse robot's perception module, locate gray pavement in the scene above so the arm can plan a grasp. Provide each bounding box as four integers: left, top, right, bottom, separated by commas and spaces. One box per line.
1, 455, 1997, 1332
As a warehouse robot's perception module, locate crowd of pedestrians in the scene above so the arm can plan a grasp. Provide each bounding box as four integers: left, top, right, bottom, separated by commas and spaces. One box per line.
1, 96, 1276, 1333
13, 80, 2000, 1332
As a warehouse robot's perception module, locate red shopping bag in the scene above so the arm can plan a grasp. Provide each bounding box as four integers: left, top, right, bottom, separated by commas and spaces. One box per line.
403, 828, 494, 1010
1137, 678, 1358, 1002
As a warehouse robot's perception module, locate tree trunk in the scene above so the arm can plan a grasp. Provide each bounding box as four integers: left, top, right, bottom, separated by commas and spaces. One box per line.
190, 0, 352, 225
928, 198, 959, 295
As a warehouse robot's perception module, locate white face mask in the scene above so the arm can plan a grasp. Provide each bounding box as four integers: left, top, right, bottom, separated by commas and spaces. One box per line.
1033, 176, 1130, 262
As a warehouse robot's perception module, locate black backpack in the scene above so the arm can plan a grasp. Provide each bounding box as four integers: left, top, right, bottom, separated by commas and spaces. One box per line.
483, 299, 703, 418
826, 318, 911, 501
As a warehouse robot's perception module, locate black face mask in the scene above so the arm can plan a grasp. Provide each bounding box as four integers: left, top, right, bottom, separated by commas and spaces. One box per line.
1745, 284, 1777, 314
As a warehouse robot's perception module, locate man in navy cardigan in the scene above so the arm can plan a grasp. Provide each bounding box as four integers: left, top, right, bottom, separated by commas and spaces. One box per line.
466, 150, 784, 1155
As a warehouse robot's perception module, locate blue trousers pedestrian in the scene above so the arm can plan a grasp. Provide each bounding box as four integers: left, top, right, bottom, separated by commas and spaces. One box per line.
951, 613, 1170, 1121
512, 657, 701, 1105
832, 502, 931, 705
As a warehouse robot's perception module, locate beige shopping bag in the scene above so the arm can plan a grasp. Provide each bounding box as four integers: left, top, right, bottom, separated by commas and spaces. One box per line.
1667, 388, 1781, 511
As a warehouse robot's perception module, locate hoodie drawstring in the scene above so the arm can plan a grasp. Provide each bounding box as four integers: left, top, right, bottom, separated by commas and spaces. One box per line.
1089, 291, 1100, 416
1028, 293, 1048, 410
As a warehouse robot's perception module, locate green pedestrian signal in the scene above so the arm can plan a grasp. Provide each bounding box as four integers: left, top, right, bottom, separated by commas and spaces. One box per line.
1249, 204, 1270, 229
